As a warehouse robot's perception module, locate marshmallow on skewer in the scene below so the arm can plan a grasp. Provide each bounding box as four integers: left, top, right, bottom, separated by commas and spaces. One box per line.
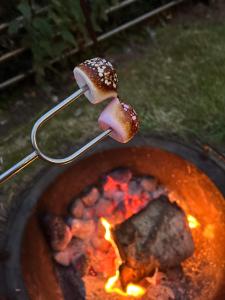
74, 57, 118, 104
98, 98, 139, 143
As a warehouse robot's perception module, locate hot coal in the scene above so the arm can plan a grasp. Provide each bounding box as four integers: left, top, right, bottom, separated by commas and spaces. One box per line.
55, 264, 86, 300
67, 218, 95, 240
54, 238, 85, 267
82, 187, 100, 207
41, 214, 72, 251
113, 196, 194, 288
70, 200, 85, 219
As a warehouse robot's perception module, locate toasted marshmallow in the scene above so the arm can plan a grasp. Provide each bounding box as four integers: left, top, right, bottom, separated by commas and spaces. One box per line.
74, 57, 118, 104
98, 98, 139, 143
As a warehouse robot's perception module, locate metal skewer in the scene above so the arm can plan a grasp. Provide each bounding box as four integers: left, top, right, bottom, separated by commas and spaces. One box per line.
0, 85, 111, 185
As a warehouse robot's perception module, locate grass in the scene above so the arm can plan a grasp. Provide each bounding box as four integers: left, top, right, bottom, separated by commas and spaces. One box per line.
117, 25, 225, 144
0, 20, 225, 240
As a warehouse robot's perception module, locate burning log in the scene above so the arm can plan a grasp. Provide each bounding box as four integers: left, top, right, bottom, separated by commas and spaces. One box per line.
113, 196, 194, 288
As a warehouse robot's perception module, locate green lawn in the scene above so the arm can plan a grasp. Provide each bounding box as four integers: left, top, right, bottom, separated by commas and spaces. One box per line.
118, 24, 225, 145
0, 20, 225, 223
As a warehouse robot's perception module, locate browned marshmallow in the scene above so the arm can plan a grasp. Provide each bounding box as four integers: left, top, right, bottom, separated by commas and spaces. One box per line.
74, 57, 118, 104
98, 98, 139, 143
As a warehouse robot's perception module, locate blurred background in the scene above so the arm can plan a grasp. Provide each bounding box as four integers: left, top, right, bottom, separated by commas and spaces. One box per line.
0, 0, 224, 240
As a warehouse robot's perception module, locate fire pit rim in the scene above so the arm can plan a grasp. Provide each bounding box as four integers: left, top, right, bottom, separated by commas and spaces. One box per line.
1, 135, 225, 300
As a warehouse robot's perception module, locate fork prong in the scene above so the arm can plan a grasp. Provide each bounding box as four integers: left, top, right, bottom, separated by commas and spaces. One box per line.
0, 86, 88, 185
31, 129, 112, 165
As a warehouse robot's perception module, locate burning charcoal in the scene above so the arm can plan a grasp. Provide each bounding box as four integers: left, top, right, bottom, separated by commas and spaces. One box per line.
113, 190, 125, 206
140, 176, 158, 192
142, 284, 175, 300
70, 200, 84, 219
55, 264, 86, 300
95, 197, 115, 218
82, 187, 100, 207
68, 218, 95, 240
54, 238, 85, 267
141, 191, 152, 204
42, 215, 72, 251
88, 248, 116, 277
102, 178, 121, 200
145, 269, 167, 286
96, 218, 106, 237
113, 196, 194, 287
151, 185, 167, 199
91, 236, 111, 253
108, 168, 132, 184
83, 207, 95, 220
128, 179, 143, 196
72, 254, 88, 277
107, 209, 125, 226
103, 188, 120, 201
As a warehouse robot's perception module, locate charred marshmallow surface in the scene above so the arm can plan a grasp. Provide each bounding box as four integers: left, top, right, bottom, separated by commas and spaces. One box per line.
74, 57, 118, 104
98, 98, 139, 143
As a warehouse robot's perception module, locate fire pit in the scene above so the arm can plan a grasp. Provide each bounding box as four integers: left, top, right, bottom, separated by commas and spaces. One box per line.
1, 136, 225, 300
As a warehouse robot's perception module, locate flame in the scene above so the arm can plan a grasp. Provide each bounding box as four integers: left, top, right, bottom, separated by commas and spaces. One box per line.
101, 217, 146, 297
187, 215, 200, 229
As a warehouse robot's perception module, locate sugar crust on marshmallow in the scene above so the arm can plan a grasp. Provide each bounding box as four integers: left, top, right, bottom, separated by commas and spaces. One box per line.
74, 57, 118, 104
98, 98, 139, 143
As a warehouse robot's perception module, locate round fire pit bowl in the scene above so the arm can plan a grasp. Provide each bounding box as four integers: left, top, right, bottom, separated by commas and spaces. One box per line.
1, 136, 225, 300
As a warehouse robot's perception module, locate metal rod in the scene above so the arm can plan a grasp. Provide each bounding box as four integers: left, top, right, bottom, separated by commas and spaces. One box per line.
32, 85, 88, 127
0, 47, 26, 64
98, 0, 185, 42
0, 86, 88, 185
0, 0, 185, 90
0, 0, 138, 63
106, 0, 137, 14
33, 129, 112, 165
0, 0, 137, 34
0, 151, 38, 184
0, 6, 49, 33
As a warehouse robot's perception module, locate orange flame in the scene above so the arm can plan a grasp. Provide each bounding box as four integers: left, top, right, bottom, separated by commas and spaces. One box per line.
101, 218, 146, 297
187, 215, 200, 229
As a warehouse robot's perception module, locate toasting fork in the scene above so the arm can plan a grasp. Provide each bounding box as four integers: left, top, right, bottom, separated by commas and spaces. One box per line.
0, 85, 112, 184
0, 57, 139, 185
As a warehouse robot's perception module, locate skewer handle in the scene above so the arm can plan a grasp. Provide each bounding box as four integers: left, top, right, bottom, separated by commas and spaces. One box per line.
0, 151, 38, 184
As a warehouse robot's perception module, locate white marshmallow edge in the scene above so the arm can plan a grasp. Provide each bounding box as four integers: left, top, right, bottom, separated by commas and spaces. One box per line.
98, 98, 139, 143
73, 67, 117, 104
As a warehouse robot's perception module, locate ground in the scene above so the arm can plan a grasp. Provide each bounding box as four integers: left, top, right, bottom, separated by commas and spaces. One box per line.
0, 1, 225, 244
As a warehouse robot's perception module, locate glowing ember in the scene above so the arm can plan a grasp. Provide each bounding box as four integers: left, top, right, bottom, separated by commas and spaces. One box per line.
187, 215, 200, 229
101, 218, 146, 297
103, 175, 149, 220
